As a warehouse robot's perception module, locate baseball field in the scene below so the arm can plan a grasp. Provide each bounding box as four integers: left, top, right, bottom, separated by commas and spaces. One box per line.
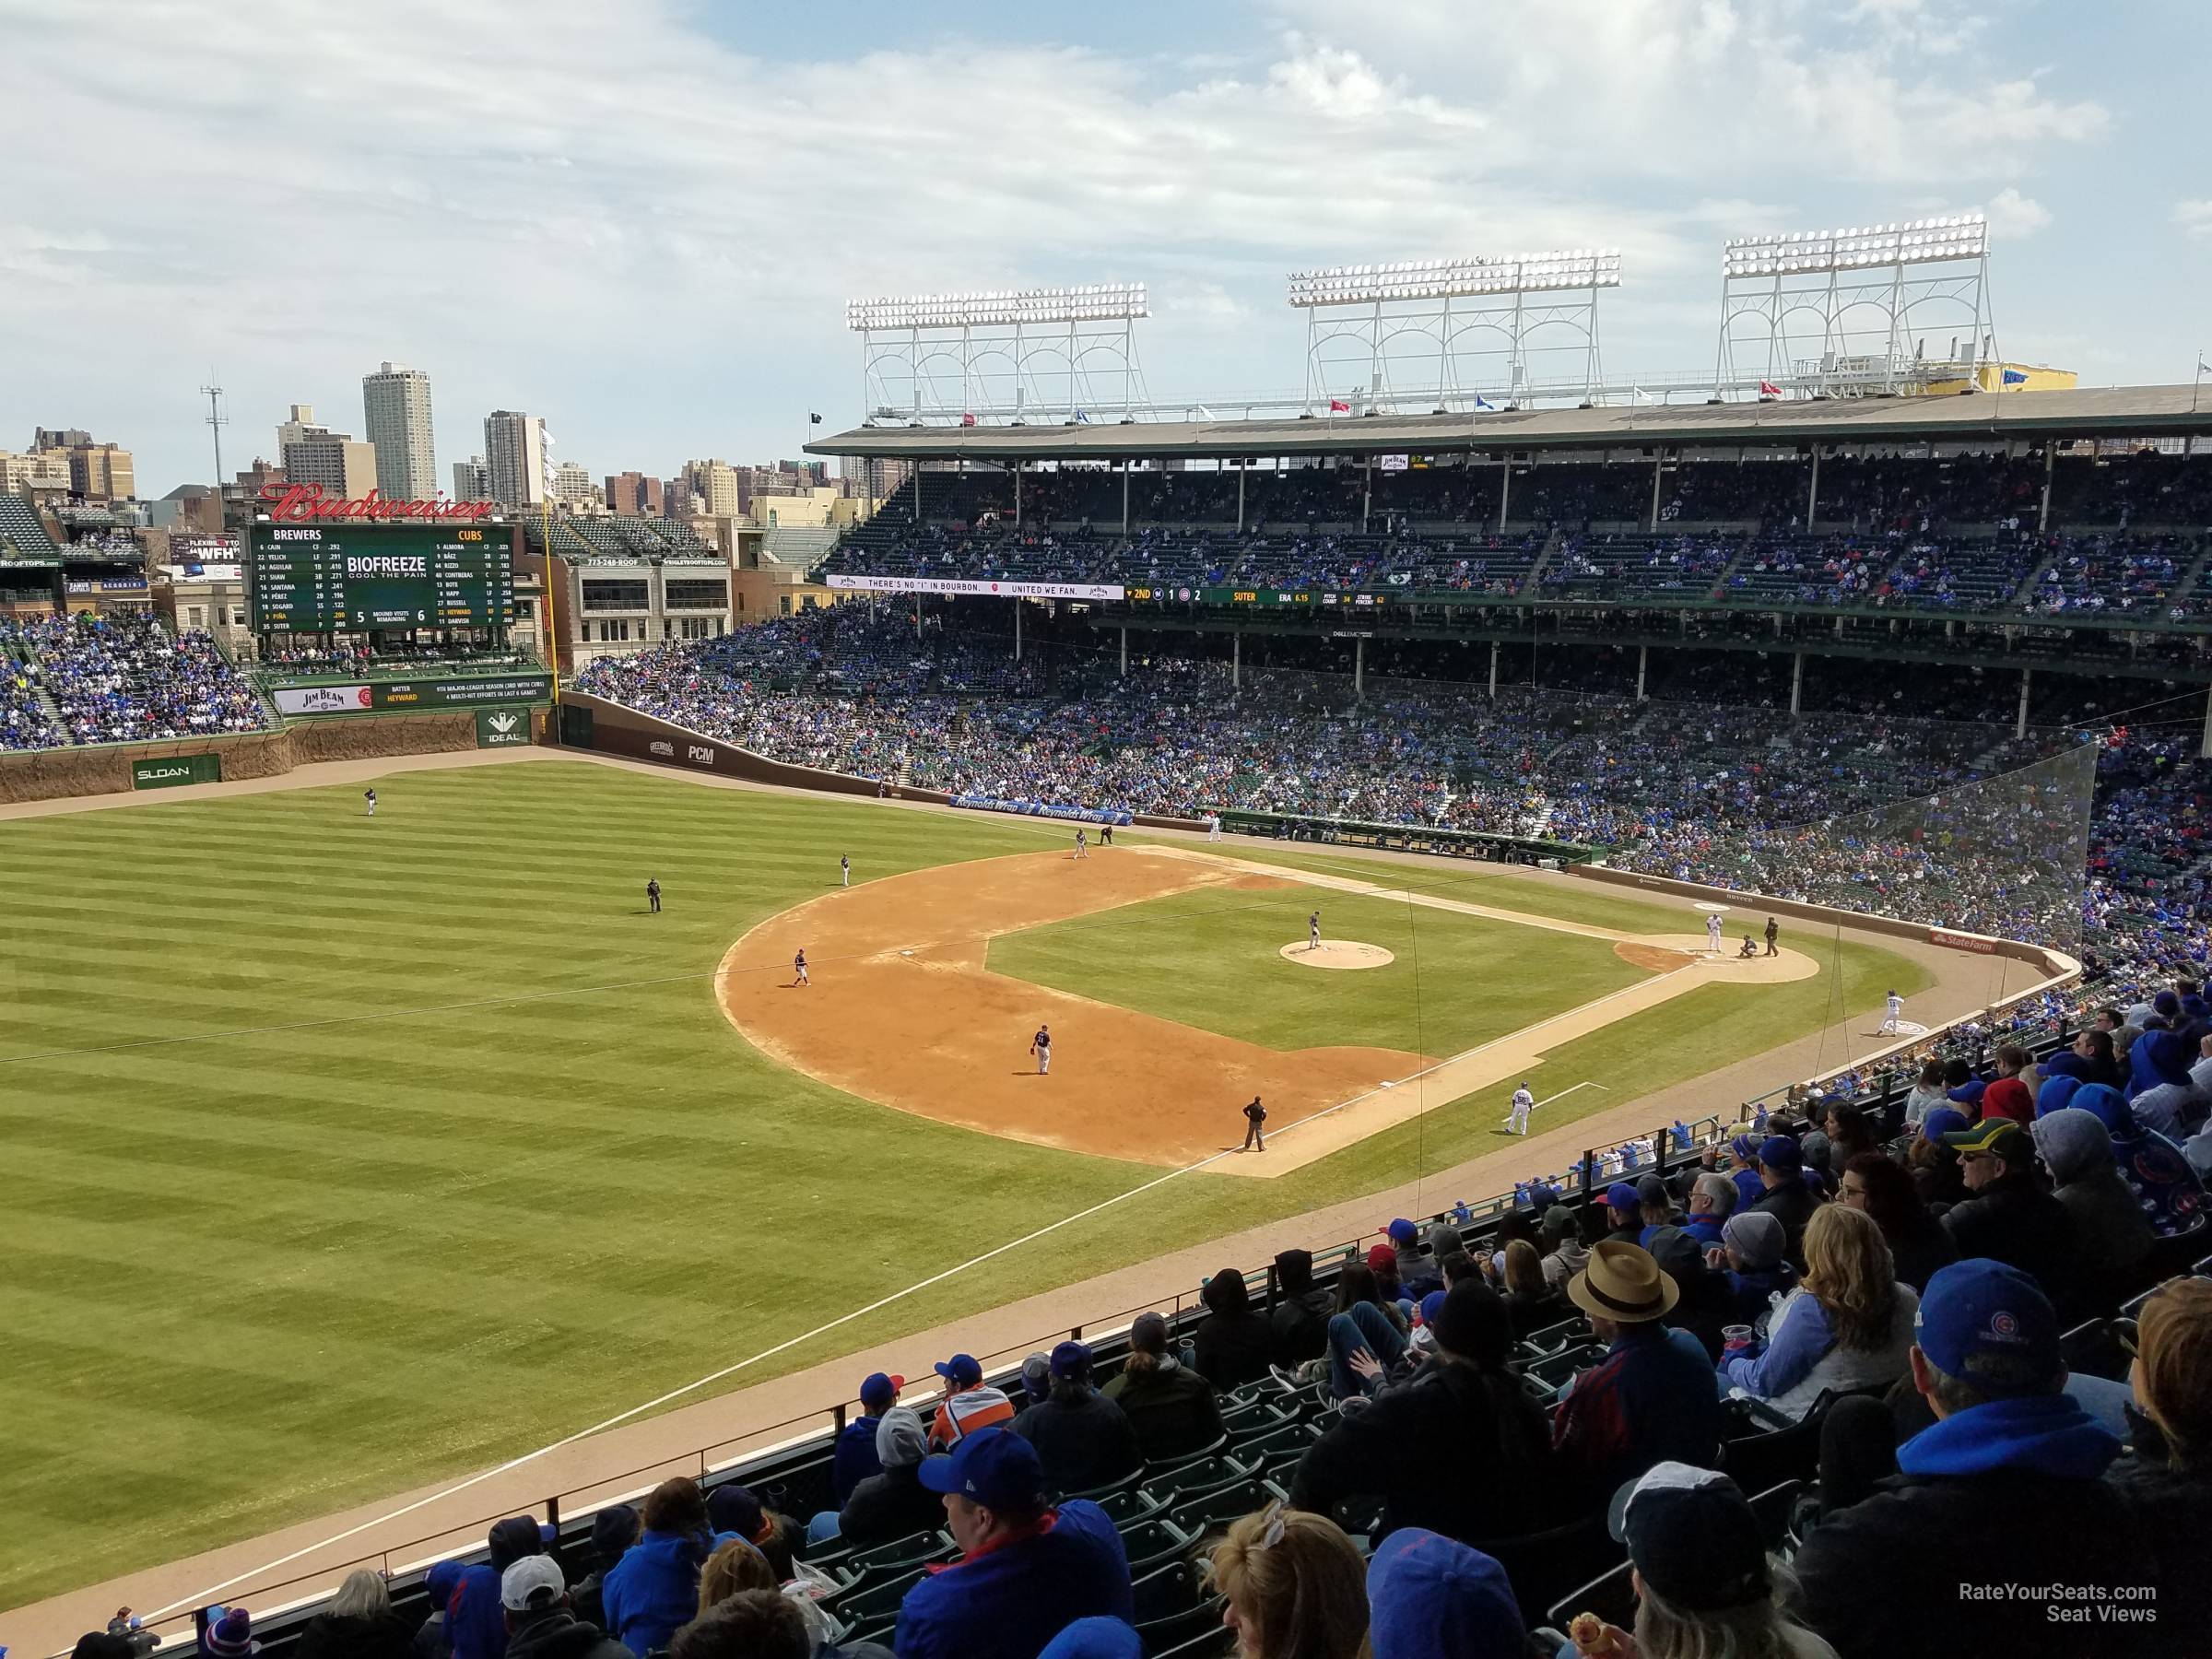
0, 757, 1934, 1612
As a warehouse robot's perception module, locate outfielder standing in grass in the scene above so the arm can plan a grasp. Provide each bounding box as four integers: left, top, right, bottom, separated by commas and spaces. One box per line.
1030, 1022, 1052, 1074
363, 787, 376, 818
841, 853, 850, 887
646, 877, 661, 913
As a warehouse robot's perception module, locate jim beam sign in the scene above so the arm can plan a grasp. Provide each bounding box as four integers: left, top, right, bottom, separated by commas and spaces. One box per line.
476, 709, 532, 747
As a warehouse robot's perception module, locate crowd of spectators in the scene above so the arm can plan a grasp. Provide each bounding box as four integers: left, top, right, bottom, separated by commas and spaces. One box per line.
124, 1073, 2210, 1659
0, 614, 269, 745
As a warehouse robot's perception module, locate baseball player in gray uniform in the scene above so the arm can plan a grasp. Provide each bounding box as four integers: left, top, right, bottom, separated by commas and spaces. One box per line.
1308, 911, 1321, 951
1030, 1023, 1052, 1074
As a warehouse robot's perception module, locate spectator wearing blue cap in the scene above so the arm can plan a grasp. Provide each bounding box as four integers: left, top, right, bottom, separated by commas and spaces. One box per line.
831, 1372, 904, 1505
1794, 1260, 2146, 1658
1363, 1528, 1524, 1659
1552, 1242, 1725, 1503
1293, 1281, 1556, 1546
1601, 1182, 1643, 1247
1746, 1135, 1818, 1269
894, 1429, 1132, 1659
927, 1353, 1014, 1448
1009, 1342, 1140, 1495
413, 1560, 468, 1659
600, 1480, 714, 1658
1724, 1133, 1767, 1211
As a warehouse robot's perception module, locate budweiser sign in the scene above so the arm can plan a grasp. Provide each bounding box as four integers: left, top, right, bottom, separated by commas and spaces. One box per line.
259, 482, 497, 524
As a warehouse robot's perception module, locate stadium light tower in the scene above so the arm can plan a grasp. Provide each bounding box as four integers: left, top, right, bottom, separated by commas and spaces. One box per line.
1713, 215, 1997, 398
844, 283, 1151, 427
1286, 250, 1621, 414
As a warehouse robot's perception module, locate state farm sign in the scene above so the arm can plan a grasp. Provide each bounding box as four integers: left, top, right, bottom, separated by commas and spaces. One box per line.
259, 482, 497, 524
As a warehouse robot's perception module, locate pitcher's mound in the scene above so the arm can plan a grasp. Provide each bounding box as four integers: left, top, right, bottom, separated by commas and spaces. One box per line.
1283, 939, 1396, 971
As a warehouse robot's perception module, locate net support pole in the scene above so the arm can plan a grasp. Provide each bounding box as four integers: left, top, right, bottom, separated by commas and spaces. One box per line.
1362, 456, 1372, 531
1790, 651, 1804, 715
1121, 464, 1130, 534
1014, 596, 1021, 663
2017, 668, 2032, 739
1014, 460, 1023, 529
1647, 454, 1663, 531
1497, 458, 1512, 531
1488, 639, 1500, 698
1119, 626, 1127, 678
1237, 462, 1246, 533
1232, 630, 1241, 691
2200, 683, 2212, 760
1355, 637, 1365, 699
1636, 645, 1648, 701
1806, 448, 1820, 531
2040, 444, 2054, 534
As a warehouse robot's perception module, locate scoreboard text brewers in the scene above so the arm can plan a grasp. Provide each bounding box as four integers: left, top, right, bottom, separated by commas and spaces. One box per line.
247, 524, 515, 633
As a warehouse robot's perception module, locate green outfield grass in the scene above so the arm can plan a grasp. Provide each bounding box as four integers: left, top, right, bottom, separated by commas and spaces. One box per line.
0, 761, 1931, 1609
988, 886, 1649, 1056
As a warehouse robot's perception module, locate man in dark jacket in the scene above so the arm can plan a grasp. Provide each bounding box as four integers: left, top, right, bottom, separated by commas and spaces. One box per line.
1794, 1261, 2147, 1658
831, 1371, 904, 1505
1746, 1135, 1818, 1268
834, 1407, 946, 1547
413, 1561, 467, 1659
1938, 1119, 2077, 1305
499, 1559, 629, 1659
1100, 1312, 1223, 1462
565, 1507, 634, 1633
1266, 1249, 1332, 1366
1009, 1343, 1141, 1495
1600, 1183, 1643, 1247
896, 1430, 1133, 1659
1289, 1282, 1555, 1543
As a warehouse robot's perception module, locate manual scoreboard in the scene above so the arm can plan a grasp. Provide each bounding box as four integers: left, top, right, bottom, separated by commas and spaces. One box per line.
247, 524, 515, 633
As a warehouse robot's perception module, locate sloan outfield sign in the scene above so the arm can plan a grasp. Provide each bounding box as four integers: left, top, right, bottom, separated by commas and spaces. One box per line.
273, 674, 554, 716
131, 753, 223, 789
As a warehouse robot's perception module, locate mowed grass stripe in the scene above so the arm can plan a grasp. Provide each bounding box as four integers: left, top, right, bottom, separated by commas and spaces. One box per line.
0, 761, 1931, 1609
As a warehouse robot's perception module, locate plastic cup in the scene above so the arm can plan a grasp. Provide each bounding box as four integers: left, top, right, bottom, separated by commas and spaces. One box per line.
1723, 1324, 1755, 1347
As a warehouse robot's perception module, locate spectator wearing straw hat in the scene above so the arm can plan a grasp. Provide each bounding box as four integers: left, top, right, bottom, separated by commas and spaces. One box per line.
1551, 1241, 1725, 1500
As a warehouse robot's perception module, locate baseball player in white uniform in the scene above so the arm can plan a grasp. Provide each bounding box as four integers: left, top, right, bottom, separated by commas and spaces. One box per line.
1506, 1082, 1535, 1135
841, 854, 850, 887
1308, 911, 1322, 951
1880, 989, 1904, 1035
1705, 913, 1724, 954
1073, 829, 1088, 860
1207, 814, 1222, 841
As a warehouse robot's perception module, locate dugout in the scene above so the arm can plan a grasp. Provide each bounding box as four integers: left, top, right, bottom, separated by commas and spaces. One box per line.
1214, 806, 1598, 865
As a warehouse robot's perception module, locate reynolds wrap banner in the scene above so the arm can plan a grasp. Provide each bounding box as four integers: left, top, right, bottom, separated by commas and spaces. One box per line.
951, 794, 1134, 827
825, 574, 1126, 601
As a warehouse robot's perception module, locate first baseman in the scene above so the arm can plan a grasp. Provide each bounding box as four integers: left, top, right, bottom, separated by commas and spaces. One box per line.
1030, 1022, 1052, 1074
1506, 1082, 1535, 1135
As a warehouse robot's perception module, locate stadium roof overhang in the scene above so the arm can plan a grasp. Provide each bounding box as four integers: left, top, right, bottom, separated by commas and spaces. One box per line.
805, 384, 2212, 464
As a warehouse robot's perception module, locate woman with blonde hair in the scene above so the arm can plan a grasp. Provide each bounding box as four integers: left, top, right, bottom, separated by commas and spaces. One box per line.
694, 1538, 776, 1616
1206, 1504, 1371, 1659
297, 1571, 412, 1659
2112, 1277, 2212, 1628
1717, 1204, 1918, 1418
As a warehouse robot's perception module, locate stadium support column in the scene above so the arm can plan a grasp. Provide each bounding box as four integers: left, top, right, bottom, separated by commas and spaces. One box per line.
1233, 631, 1241, 690
1636, 645, 1648, 701
1497, 457, 1512, 531
2040, 444, 2054, 533
1790, 652, 1804, 715
1014, 597, 1022, 662
2202, 684, 2212, 759
1362, 457, 1372, 531
1237, 463, 1246, 533
1355, 637, 1365, 699
1488, 639, 1499, 698
1647, 455, 1663, 531
1014, 460, 1023, 529
1806, 449, 1821, 532
1122, 463, 1131, 534
2017, 668, 2031, 739
1119, 626, 1127, 678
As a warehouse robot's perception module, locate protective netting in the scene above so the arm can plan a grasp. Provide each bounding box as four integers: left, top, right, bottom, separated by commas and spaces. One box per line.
1612, 735, 2100, 956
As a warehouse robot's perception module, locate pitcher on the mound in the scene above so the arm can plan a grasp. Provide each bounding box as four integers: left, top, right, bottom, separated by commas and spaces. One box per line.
1309, 911, 1321, 951
1030, 1023, 1052, 1074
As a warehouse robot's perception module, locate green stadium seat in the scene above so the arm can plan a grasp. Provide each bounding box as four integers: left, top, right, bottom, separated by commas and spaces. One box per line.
1230, 1421, 1316, 1469
826, 1564, 927, 1627
1145, 1456, 1250, 1501
1152, 1624, 1236, 1658
1147, 1432, 1230, 1472
841, 1529, 952, 1580
1518, 1314, 1590, 1356
1471, 1511, 1622, 1629
1129, 1557, 1208, 1625
1061, 1463, 1149, 1504
1118, 1515, 1200, 1575
1096, 1484, 1168, 1529
1166, 1476, 1281, 1536
1136, 1597, 1230, 1658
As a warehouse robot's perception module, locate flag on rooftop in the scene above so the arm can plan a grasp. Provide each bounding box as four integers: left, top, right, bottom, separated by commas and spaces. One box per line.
1759, 380, 1782, 397
2002, 369, 2029, 385
1075, 409, 1091, 424
959, 412, 977, 427
1328, 398, 1350, 413
1474, 394, 1497, 411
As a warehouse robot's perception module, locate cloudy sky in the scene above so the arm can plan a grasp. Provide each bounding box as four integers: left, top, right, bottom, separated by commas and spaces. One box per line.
5, 0, 2206, 496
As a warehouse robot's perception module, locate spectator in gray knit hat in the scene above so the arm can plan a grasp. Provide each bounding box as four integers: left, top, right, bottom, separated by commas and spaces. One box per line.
1538, 1205, 1589, 1292
1717, 1212, 1794, 1334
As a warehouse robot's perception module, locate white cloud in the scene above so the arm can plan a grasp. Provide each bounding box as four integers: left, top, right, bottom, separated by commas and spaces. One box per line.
0, 1, 2136, 493
2176, 200, 2212, 239
1985, 187, 2051, 239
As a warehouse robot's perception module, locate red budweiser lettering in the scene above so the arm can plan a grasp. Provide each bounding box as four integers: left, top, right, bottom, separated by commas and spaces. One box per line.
258, 482, 496, 524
